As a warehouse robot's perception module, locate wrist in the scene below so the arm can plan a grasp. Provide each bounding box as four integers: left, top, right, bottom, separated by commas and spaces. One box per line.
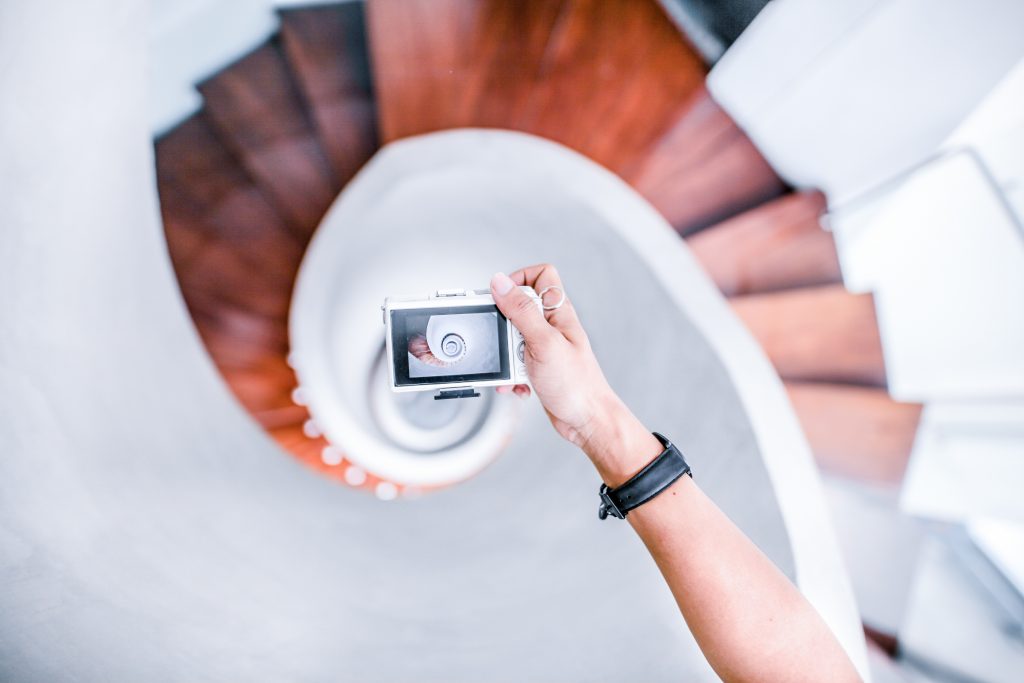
580, 392, 663, 487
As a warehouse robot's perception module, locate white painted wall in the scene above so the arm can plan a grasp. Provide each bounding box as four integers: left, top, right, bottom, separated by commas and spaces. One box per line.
149, 0, 277, 134
708, 0, 1024, 205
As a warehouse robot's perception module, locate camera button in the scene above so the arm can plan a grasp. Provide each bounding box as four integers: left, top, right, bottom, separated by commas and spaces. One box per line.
517, 340, 525, 362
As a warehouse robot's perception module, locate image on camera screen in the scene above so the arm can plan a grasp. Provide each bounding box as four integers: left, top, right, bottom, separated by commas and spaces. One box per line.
405, 311, 500, 378
390, 304, 510, 386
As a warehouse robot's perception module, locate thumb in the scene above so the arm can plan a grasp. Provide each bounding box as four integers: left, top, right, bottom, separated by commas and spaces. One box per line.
490, 272, 556, 346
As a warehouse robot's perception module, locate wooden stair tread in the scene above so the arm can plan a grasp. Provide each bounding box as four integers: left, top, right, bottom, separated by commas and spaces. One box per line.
216, 353, 296, 392
625, 87, 787, 235
156, 114, 303, 276
367, 0, 706, 175
199, 41, 339, 237
177, 241, 293, 322
252, 404, 309, 431
367, 0, 560, 139
688, 191, 842, 296
279, 3, 378, 185
516, 0, 706, 174
731, 284, 887, 386
203, 327, 299, 419
225, 376, 300, 418
270, 423, 326, 461
155, 111, 304, 425
787, 382, 922, 484
191, 305, 290, 367
453, 1, 569, 132
623, 85, 733, 175
155, 115, 303, 325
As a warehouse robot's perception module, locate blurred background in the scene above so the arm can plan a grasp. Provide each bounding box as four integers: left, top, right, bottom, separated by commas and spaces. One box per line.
2, 0, 1022, 680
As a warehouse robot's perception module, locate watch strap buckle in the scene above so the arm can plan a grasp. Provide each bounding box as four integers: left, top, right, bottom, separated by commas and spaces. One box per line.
598, 484, 625, 520
597, 432, 692, 521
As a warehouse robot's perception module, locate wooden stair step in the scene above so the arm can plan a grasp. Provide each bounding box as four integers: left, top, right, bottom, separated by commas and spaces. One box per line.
219, 356, 304, 424
625, 86, 787, 235
687, 191, 842, 296
623, 85, 733, 175
199, 41, 338, 238
367, 0, 563, 139
219, 360, 297, 407
516, 0, 706, 174
270, 423, 330, 465
191, 305, 290, 368
252, 404, 309, 431
223, 362, 305, 430
174, 237, 295, 319
176, 240, 293, 322
279, 3, 378, 185
367, 0, 706, 175
155, 113, 304, 286
227, 384, 301, 423
451, 1, 568, 133
271, 423, 318, 453
731, 284, 887, 386
787, 382, 922, 484
155, 110, 306, 445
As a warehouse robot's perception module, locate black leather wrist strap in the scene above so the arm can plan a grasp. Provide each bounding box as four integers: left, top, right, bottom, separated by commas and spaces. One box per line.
598, 432, 692, 520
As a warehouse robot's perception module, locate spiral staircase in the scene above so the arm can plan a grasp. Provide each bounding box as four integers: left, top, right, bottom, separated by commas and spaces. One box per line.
154, 0, 920, 496
0, 0, 898, 677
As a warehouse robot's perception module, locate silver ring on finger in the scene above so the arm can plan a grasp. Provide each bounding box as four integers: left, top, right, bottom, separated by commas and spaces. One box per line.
538, 285, 566, 311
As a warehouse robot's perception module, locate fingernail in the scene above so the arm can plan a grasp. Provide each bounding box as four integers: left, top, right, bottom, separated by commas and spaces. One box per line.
491, 272, 514, 296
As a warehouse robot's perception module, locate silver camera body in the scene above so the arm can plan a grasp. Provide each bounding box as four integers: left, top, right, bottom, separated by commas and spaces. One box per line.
382, 287, 540, 394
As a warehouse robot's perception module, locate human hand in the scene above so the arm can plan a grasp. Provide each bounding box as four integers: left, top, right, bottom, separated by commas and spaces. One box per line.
490, 265, 659, 482
493, 270, 860, 683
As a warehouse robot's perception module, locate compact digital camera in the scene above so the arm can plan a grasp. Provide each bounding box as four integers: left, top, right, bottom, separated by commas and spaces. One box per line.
382, 287, 541, 396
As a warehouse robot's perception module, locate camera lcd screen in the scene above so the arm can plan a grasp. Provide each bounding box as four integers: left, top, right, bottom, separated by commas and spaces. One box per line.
390, 305, 510, 386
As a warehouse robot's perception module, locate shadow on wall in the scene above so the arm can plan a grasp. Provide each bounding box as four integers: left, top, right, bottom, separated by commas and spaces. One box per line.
659, 0, 770, 60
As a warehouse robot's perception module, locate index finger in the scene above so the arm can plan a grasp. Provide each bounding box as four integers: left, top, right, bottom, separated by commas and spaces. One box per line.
508, 264, 586, 343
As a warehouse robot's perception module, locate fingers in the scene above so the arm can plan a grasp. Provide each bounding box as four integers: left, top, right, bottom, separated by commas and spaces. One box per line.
495, 384, 530, 398
508, 264, 586, 344
490, 272, 558, 348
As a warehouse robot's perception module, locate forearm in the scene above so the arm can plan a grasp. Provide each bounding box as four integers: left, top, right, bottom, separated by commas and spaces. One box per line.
582, 398, 861, 683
